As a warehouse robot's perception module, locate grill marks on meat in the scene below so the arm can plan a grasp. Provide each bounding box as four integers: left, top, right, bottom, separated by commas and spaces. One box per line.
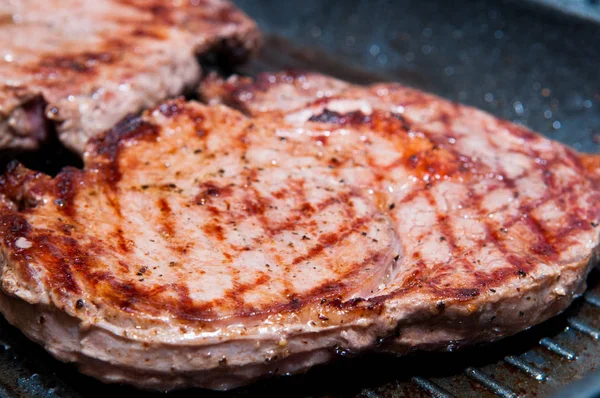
0, 0, 260, 153
0, 74, 598, 390
199, 73, 600, 303
0, 100, 401, 325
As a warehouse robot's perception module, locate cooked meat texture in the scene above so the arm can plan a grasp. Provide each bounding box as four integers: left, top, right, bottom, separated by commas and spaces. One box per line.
0, 0, 260, 154
1, 74, 600, 391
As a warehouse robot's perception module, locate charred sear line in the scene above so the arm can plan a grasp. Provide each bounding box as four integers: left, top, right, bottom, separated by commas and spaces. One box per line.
523, 217, 557, 258
130, 26, 168, 40
27, 234, 84, 294
89, 114, 159, 187
291, 217, 368, 265
35, 51, 115, 74
157, 198, 175, 238
262, 192, 348, 237
114, 228, 132, 253
436, 213, 458, 253
202, 222, 225, 241
119, 273, 273, 322
115, 1, 175, 25
221, 273, 271, 314
308, 109, 371, 125
391, 112, 411, 131
94, 114, 147, 155
53, 167, 83, 217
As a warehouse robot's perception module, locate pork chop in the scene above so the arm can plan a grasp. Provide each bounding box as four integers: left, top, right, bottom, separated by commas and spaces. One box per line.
0, 0, 260, 154
0, 73, 599, 390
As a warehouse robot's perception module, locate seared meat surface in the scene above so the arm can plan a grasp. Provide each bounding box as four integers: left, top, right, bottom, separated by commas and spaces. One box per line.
0, 73, 599, 390
0, 0, 259, 154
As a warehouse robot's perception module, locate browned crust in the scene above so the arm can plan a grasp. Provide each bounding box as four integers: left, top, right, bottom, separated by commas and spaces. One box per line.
0, 0, 261, 152
1, 94, 598, 323
0, 75, 598, 390
199, 71, 600, 304
0, 100, 393, 323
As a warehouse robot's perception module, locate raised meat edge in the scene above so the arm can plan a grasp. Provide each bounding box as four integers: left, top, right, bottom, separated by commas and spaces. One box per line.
0, 92, 597, 391
0, 0, 261, 155
0, 248, 595, 390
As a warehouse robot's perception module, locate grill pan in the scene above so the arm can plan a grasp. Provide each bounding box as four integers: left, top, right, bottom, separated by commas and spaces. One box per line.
3, 0, 600, 397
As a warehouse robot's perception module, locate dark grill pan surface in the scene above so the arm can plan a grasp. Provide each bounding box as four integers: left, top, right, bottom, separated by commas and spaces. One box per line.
3, 0, 600, 397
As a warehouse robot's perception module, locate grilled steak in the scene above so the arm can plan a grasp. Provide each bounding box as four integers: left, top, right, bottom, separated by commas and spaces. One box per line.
0, 72, 599, 391
0, 0, 259, 154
